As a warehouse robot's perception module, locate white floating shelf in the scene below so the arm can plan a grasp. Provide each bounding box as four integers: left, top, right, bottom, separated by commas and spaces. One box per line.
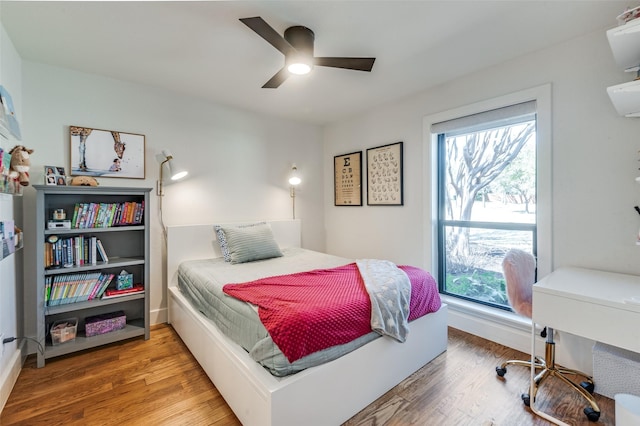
608, 18, 640, 70
607, 79, 640, 117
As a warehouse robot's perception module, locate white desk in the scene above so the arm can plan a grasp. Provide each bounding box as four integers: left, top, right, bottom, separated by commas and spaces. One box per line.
531, 267, 640, 424
533, 267, 640, 354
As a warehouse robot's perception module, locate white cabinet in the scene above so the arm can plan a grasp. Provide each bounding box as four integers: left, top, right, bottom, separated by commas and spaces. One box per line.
607, 18, 640, 117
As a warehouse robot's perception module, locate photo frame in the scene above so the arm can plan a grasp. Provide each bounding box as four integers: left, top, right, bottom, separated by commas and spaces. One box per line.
334, 151, 362, 206
366, 141, 403, 206
70, 126, 145, 179
44, 165, 67, 186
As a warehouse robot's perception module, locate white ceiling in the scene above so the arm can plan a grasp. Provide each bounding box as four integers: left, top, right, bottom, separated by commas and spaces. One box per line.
0, 1, 629, 125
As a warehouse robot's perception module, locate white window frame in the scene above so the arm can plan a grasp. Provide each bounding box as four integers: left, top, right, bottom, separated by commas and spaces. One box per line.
422, 84, 552, 351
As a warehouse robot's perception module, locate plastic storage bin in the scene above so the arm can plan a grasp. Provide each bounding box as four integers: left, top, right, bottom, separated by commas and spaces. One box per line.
50, 318, 78, 345
593, 342, 640, 398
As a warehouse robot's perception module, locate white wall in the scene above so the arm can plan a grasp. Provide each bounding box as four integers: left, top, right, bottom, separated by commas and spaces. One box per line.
19, 61, 325, 334
0, 21, 24, 411
323, 27, 640, 371
325, 28, 640, 273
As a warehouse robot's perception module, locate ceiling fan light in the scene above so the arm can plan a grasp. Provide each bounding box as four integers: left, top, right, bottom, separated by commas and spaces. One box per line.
286, 52, 313, 75
287, 61, 312, 75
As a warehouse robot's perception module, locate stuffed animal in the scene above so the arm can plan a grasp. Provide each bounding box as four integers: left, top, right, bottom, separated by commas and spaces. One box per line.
8, 145, 34, 186
69, 176, 99, 186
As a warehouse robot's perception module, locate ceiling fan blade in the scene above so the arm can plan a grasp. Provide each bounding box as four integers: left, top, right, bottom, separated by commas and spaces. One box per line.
314, 57, 376, 72
240, 17, 297, 57
262, 67, 289, 89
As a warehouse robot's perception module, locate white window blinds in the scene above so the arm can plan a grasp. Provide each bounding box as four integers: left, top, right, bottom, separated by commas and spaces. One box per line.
431, 100, 536, 136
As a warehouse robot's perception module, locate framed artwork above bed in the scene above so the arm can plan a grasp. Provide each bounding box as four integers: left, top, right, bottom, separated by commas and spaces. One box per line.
334, 151, 362, 206
366, 141, 403, 206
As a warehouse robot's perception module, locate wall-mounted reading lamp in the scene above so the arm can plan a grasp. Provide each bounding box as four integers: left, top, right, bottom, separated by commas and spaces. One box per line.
157, 150, 188, 238
157, 149, 188, 197
289, 165, 302, 219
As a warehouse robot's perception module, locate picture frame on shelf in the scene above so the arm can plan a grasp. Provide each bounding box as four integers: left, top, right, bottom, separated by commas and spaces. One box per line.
334, 151, 362, 206
70, 126, 145, 179
366, 141, 403, 206
44, 165, 66, 186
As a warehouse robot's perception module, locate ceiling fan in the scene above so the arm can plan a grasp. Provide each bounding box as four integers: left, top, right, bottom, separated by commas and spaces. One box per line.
240, 16, 376, 88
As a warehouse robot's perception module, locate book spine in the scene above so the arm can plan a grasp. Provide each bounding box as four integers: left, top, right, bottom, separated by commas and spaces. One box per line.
88, 273, 106, 300
66, 238, 73, 267
108, 203, 117, 227
49, 276, 59, 306
98, 203, 108, 227
78, 203, 88, 228
44, 276, 52, 306
95, 273, 115, 299
71, 203, 80, 228
96, 239, 109, 263
88, 203, 99, 228
127, 202, 137, 224
134, 201, 145, 225
44, 243, 51, 268
81, 272, 101, 302
90, 236, 97, 265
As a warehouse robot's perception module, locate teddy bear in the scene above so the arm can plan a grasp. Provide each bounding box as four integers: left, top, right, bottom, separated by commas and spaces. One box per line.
8, 145, 34, 186
69, 176, 99, 186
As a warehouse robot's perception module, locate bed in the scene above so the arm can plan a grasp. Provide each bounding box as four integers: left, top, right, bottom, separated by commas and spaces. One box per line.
167, 220, 448, 426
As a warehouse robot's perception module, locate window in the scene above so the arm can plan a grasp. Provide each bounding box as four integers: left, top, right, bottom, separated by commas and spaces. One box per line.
433, 101, 537, 310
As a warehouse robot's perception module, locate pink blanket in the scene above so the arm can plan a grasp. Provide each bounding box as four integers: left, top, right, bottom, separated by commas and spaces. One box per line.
222, 263, 441, 363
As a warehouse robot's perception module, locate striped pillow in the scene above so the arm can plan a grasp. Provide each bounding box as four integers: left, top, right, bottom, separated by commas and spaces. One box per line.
214, 222, 267, 262
219, 223, 283, 264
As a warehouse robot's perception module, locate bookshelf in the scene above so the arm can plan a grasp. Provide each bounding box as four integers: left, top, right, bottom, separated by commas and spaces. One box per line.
35, 185, 151, 367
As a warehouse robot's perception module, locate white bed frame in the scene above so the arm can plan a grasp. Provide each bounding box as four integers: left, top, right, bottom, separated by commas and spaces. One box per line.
167, 220, 448, 426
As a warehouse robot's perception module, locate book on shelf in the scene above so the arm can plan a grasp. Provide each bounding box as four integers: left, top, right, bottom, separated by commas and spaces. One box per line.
44, 236, 108, 268
101, 284, 144, 299
70, 201, 145, 228
96, 239, 108, 262
44, 271, 116, 306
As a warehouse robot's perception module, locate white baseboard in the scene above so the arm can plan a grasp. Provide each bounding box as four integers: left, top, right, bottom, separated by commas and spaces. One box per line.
0, 348, 23, 414
150, 307, 168, 325
444, 295, 594, 375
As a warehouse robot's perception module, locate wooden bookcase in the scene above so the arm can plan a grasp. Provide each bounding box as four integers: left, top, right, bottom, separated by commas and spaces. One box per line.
35, 185, 151, 367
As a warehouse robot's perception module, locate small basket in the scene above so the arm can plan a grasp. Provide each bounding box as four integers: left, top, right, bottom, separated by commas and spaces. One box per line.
50, 318, 78, 345
85, 311, 126, 337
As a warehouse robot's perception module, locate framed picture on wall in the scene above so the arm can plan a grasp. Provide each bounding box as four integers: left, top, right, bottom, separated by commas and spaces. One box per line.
69, 126, 145, 179
334, 151, 362, 206
366, 141, 403, 206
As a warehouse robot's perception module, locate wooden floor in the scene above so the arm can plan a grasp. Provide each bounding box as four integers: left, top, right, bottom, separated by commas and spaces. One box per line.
1, 324, 615, 426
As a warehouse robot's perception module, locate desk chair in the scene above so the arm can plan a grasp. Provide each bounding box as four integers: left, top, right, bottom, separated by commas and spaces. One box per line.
495, 249, 601, 422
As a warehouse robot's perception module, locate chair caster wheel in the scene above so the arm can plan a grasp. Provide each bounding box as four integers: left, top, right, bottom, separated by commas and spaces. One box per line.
521, 393, 530, 407
496, 366, 507, 377
584, 407, 600, 422
580, 381, 595, 394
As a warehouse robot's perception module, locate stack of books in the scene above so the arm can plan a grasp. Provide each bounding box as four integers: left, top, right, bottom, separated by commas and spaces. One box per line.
45, 272, 115, 306
70, 201, 145, 229
44, 236, 108, 269
101, 285, 144, 300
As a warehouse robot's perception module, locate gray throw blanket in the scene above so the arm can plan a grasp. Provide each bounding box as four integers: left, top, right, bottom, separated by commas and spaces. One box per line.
356, 259, 412, 342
